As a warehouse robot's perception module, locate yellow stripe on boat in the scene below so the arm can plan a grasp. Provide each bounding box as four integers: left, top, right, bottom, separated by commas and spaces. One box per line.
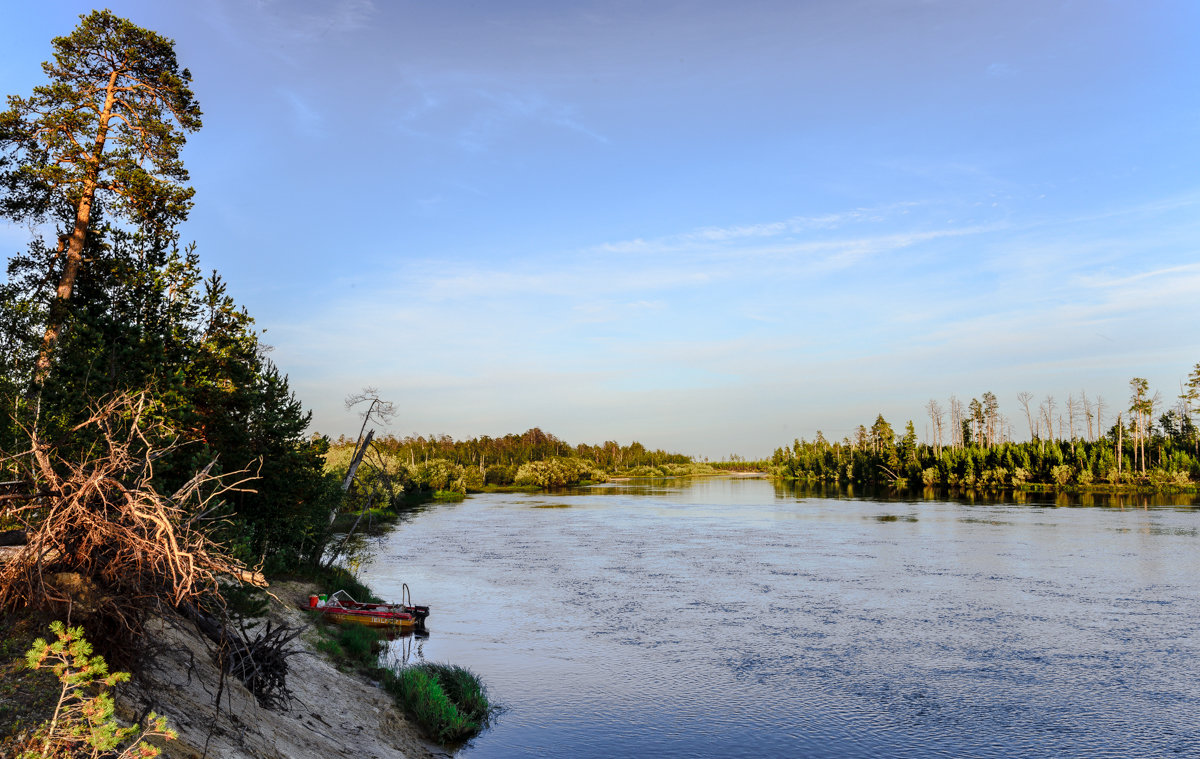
322, 610, 419, 629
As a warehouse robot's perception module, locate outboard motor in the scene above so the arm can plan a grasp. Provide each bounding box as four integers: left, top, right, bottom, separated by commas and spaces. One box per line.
407, 604, 431, 631
401, 583, 430, 632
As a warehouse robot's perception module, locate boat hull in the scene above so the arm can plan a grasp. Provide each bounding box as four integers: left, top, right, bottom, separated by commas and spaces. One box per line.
317, 588, 430, 631
322, 609, 420, 629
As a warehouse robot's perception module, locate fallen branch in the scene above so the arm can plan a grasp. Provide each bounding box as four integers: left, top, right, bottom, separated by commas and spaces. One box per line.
0, 392, 256, 640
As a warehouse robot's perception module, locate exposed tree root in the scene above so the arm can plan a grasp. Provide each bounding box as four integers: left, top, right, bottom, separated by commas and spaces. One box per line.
0, 392, 300, 709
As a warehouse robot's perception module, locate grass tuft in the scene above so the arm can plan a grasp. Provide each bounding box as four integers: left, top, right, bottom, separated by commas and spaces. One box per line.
309, 618, 386, 669
383, 661, 495, 744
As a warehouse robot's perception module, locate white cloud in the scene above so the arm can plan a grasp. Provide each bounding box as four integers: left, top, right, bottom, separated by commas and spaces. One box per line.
269, 194, 1200, 455
1074, 262, 1200, 291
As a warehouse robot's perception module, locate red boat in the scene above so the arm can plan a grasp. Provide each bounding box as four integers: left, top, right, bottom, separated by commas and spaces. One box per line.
313, 586, 429, 632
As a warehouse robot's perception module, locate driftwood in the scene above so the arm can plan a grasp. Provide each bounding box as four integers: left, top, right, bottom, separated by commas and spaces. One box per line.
0, 392, 306, 715
0, 393, 257, 641
183, 604, 306, 710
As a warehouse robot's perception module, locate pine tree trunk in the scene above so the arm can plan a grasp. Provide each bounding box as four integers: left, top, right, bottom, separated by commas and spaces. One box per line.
32, 70, 119, 385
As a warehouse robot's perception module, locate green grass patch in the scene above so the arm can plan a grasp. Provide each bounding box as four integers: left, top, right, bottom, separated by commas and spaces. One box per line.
383, 662, 496, 745
328, 506, 397, 532
473, 484, 542, 493
311, 621, 386, 669
432, 489, 465, 502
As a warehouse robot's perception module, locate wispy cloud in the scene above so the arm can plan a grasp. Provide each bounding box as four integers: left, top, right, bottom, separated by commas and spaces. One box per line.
270, 193, 1200, 454
278, 89, 322, 137
258, 0, 375, 42
390, 72, 608, 151
1075, 262, 1200, 290
205, 0, 377, 64
458, 87, 609, 150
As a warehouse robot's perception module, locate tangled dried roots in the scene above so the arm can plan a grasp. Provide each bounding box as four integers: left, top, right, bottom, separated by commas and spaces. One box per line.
0, 393, 258, 642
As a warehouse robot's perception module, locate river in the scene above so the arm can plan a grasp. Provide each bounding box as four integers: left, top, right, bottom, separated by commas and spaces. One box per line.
359, 477, 1200, 758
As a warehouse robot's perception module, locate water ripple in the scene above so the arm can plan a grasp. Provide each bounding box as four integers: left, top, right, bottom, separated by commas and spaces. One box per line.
364, 480, 1200, 758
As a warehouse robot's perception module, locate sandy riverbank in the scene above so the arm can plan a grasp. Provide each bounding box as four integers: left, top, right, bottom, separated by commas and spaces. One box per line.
119, 581, 444, 759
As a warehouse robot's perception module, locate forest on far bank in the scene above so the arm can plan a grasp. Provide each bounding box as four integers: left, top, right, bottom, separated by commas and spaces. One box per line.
322, 423, 721, 511
322, 366, 1200, 518
769, 370, 1200, 491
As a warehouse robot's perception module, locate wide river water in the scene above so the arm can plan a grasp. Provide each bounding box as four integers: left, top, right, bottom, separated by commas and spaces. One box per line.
359, 477, 1200, 758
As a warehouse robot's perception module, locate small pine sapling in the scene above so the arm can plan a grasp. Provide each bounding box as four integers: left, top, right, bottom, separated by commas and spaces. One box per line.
22, 621, 175, 758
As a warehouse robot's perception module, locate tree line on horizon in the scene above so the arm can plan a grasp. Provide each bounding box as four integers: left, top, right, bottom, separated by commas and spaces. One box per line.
323, 425, 706, 508
771, 368, 1200, 490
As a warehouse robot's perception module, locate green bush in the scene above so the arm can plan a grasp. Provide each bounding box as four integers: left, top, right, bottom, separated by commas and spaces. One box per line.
484, 464, 516, 486
409, 459, 467, 493
383, 662, 495, 744
513, 457, 608, 488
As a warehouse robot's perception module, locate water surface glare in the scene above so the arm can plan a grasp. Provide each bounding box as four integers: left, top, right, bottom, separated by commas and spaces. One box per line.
362, 478, 1200, 758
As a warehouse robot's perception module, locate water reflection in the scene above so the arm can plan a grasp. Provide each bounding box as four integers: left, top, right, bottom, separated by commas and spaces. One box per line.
774, 479, 1200, 510
380, 630, 427, 668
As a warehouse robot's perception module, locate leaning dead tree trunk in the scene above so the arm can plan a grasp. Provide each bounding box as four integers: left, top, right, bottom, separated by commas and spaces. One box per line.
328, 427, 373, 533
341, 428, 374, 495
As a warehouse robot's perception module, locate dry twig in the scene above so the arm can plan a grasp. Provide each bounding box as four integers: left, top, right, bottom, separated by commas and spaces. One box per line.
0, 392, 257, 640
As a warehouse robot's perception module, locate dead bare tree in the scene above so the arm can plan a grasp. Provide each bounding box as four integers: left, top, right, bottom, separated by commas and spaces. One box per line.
1081, 391, 1094, 442
948, 395, 964, 449
1016, 391, 1036, 441
1067, 394, 1078, 441
925, 399, 944, 454
1041, 395, 1056, 444
338, 388, 396, 497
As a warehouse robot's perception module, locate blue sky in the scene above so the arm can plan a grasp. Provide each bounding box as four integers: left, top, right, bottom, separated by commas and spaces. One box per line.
2, 1, 1199, 458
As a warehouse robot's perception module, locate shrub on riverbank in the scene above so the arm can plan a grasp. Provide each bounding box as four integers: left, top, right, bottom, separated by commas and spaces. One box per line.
616, 462, 721, 477
382, 662, 494, 744
513, 457, 608, 488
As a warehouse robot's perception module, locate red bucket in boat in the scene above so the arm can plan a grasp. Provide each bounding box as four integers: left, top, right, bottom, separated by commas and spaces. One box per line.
308, 595, 319, 609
